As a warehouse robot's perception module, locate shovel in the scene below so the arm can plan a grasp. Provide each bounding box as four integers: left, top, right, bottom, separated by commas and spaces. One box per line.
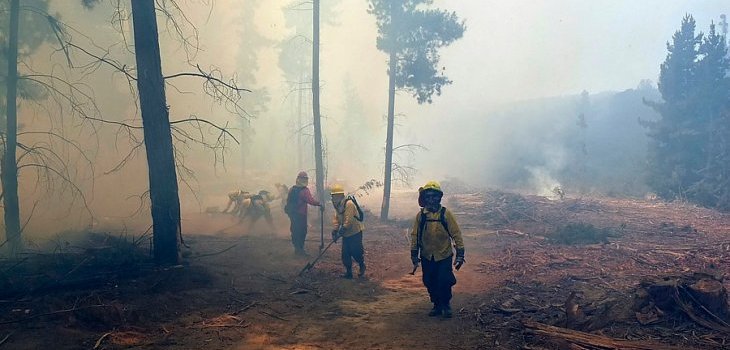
299, 225, 343, 276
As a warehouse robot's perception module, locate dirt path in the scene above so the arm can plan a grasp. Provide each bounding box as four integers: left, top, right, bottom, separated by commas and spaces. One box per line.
181, 214, 499, 350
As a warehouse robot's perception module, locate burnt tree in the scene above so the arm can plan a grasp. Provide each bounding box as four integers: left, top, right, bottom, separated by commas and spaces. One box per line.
130, 1, 180, 265
2, 0, 21, 254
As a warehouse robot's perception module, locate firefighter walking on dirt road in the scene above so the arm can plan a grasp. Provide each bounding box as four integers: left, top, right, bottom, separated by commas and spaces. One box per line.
410, 181, 465, 318
330, 184, 366, 279
285, 171, 323, 256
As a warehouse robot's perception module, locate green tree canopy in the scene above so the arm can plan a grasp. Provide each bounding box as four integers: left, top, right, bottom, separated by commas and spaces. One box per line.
646, 15, 730, 209
368, 0, 465, 103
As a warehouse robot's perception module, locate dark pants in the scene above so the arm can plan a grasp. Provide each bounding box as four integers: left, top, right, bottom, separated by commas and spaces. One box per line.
289, 214, 307, 252
244, 204, 274, 229
341, 232, 365, 271
421, 255, 456, 307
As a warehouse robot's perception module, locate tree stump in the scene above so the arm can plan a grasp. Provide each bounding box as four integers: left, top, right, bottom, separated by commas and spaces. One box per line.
638, 273, 730, 331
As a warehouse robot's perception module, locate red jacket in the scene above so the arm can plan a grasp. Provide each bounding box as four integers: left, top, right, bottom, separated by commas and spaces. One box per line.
291, 186, 320, 216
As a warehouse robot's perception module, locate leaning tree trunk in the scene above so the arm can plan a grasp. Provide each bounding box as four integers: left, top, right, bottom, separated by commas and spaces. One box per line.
312, 0, 325, 249
380, 49, 396, 221
130, 0, 180, 265
3, 0, 22, 255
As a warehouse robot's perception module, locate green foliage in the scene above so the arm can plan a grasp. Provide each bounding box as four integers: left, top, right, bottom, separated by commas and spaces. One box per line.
368, 0, 465, 104
549, 222, 616, 245
645, 15, 730, 209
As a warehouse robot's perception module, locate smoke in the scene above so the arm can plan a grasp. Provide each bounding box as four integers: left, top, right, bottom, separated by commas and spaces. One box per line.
7, 0, 725, 240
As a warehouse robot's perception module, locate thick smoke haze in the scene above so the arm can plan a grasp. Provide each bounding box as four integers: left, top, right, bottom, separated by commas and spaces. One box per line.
8, 1, 729, 237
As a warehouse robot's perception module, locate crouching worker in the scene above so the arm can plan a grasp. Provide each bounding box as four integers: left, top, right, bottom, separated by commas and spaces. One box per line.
410, 181, 465, 318
241, 190, 276, 233
330, 184, 366, 279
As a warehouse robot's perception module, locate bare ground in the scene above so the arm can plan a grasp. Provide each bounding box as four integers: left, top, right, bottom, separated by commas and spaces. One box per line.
1, 191, 729, 349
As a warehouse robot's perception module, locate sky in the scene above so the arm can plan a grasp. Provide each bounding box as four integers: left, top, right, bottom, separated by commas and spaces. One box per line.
429, 0, 728, 105
104, 0, 730, 195
317, 0, 729, 186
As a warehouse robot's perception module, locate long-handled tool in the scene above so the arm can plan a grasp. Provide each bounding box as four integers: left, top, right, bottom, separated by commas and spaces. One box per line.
299, 225, 342, 276
319, 207, 324, 252
409, 263, 419, 275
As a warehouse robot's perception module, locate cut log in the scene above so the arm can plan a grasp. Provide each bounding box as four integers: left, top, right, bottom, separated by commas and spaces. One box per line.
524, 320, 685, 350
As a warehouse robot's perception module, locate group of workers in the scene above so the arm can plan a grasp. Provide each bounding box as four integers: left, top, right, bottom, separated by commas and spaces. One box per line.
281, 171, 466, 318
221, 184, 292, 233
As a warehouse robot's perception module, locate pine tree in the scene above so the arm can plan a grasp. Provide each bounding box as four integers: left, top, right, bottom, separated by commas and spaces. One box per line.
647, 15, 730, 210
646, 15, 702, 199
368, 0, 465, 220
691, 22, 730, 207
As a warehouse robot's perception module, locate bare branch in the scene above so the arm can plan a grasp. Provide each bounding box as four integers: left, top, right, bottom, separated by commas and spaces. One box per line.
16, 164, 94, 219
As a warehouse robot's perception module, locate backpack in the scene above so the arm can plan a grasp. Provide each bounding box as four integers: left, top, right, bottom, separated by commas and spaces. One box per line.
344, 195, 365, 222
284, 187, 304, 216
416, 206, 450, 249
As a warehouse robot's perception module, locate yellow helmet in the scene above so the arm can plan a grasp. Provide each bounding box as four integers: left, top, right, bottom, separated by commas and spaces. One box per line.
419, 181, 443, 194
418, 181, 442, 207
330, 184, 345, 196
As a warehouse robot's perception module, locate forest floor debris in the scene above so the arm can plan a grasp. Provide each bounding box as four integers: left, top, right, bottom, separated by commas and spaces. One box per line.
0, 190, 728, 349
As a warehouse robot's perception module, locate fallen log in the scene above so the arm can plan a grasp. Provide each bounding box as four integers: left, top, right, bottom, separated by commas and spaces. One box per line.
524, 320, 685, 350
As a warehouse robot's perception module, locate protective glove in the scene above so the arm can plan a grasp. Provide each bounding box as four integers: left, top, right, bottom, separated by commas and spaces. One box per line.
411, 249, 420, 266
454, 248, 465, 271
331, 229, 340, 242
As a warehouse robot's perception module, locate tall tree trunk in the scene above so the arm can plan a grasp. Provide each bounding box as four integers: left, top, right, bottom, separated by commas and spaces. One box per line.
312, 0, 325, 250
2, 0, 21, 255
131, 0, 180, 265
297, 71, 304, 170
380, 50, 396, 221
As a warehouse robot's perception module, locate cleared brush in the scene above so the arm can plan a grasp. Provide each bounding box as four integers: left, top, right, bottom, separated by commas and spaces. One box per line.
548, 222, 618, 245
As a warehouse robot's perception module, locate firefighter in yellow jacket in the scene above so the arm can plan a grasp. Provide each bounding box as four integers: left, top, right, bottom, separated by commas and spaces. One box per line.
410, 181, 465, 318
331, 184, 366, 279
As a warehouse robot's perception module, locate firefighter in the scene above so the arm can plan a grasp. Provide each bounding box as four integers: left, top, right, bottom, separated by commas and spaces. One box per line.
284, 171, 323, 256
330, 184, 366, 279
222, 189, 249, 216
240, 190, 276, 233
410, 181, 465, 318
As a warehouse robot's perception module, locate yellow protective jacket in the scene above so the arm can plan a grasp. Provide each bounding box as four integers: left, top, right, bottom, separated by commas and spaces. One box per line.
409, 206, 464, 262
332, 199, 365, 237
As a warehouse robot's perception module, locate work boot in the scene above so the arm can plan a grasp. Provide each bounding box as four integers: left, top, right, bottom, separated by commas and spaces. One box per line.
428, 304, 441, 317
442, 304, 453, 318
342, 269, 353, 279
357, 263, 366, 278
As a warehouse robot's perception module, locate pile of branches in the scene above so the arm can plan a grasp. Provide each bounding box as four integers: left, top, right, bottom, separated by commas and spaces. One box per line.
0, 232, 151, 298
473, 273, 730, 349
481, 190, 539, 228
548, 222, 618, 245
439, 177, 480, 194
